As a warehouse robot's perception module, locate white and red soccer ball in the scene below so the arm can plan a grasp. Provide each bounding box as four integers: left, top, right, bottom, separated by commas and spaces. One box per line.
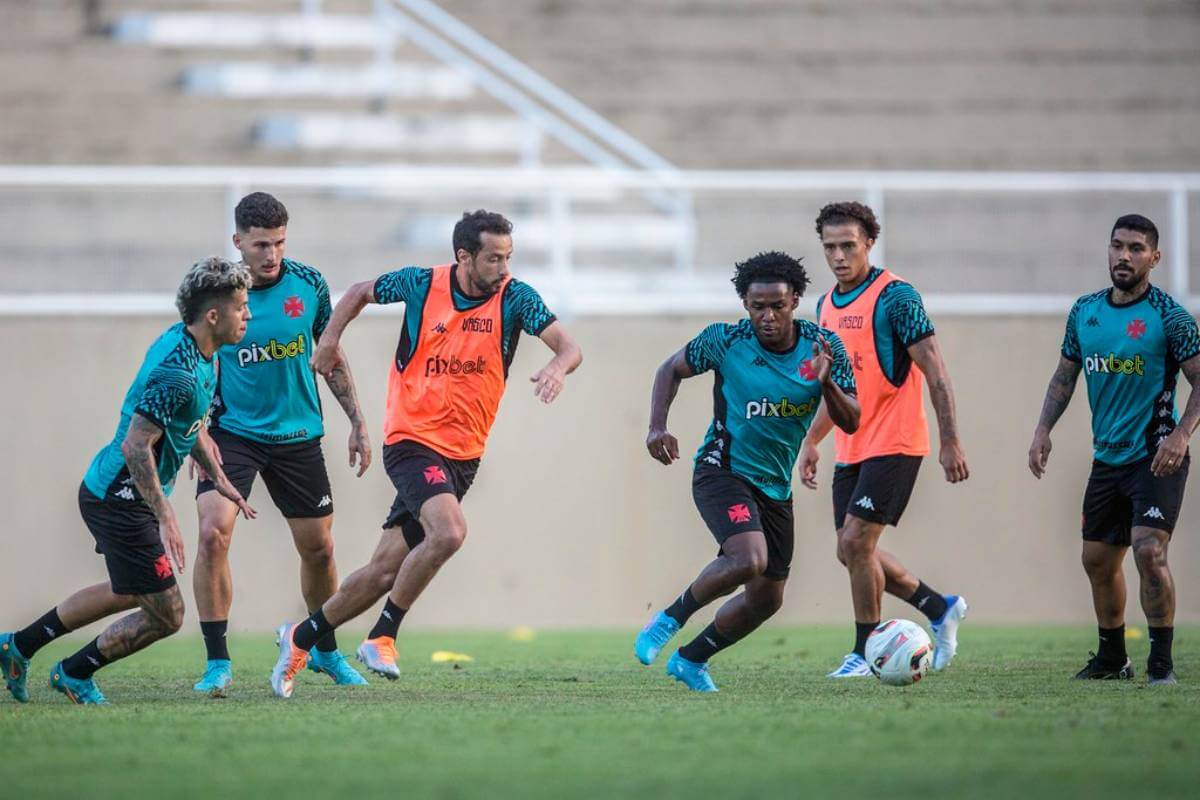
865, 619, 933, 686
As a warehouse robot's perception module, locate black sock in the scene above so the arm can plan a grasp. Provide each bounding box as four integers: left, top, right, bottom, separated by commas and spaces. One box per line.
1097, 625, 1127, 664
13, 608, 70, 659
854, 621, 879, 657
905, 581, 949, 622
367, 599, 407, 641
1148, 626, 1174, 670
678, 621, 736, 664
315, 630, 339, 653
200, 620, 230, 661
292, 609, 335, 652
61, 638, 111, 680
664, 587, 703, 626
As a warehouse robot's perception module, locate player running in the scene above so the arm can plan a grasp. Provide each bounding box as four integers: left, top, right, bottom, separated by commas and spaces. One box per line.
634, 251, 860, 692
268, 210, 582, 698
797, 202, 970, 678
1, 258, 255, 705
1029, 214, 1198, 685
190, 193, 370, 696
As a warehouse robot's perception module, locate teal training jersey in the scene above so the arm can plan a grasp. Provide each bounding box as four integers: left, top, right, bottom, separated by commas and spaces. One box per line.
687, 319, 856, 501
1062, 285, 1200, 466
83, 323, 216, 501
373, 265, 556, 373
211, 259, 331, 444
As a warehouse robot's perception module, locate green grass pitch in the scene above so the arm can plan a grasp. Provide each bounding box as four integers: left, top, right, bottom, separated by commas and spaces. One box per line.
2, 625, 1198, 799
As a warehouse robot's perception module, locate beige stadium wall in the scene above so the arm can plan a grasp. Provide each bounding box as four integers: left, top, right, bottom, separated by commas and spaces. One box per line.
1, 312, 1198, 633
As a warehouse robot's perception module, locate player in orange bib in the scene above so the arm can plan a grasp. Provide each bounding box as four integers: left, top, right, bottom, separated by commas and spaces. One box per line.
268, 210, 582, 698
798, 202, 971, 677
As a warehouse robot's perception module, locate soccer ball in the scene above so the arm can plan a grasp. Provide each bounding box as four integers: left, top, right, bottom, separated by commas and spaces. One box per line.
865, 619, 933, 686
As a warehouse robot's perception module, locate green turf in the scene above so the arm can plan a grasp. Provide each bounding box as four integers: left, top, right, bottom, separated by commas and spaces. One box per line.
2, 625, 1198, 799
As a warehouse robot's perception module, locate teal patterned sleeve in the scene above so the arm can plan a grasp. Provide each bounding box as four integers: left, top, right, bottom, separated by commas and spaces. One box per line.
504, 280, 557, 335
1161, 297, 1200, 363
825, 330, 857, 396
134, 365, 197, 429
881, 281, 935, 347
373, 267, 430, 306
685, 324, 733, 374
1061, 300, 1082, 362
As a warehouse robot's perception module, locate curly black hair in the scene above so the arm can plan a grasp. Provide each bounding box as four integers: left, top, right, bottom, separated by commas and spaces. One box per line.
453, 209, 513, 258
815, 201, 880, 241
731, 251, 809, 298
235, 192, 289, 232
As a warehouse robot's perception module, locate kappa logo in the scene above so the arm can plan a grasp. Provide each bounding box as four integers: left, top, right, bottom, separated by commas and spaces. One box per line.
153, 554, 173, 580
236, 334, 307, 368
1086, 316, 1101, 327
727, 503, 751, 523
424, 465, 448, 485
1155, 424, 1173, 435
317, 495, 332, 508
431, 322, 447, 334
43, 625, 57, 639
284, 296, 304, 318
752, 356, 768, 367
114, 487, 136, 501
1144, 506, 1166, 521
855, 496, 876, 511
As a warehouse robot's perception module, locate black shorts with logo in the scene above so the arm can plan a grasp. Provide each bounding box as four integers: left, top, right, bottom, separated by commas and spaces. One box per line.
1082, 455, 1189, 545
382, 439, 480, 549
692, 466, 795, 581
78, 483, 176, 596
196, 427, 333, 518
832, 454, 923, 529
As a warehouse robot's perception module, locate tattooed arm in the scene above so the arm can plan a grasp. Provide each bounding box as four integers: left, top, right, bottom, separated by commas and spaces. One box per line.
909, 335, 970, 483
1150, 354, 1200, 477
323, 346, 372, 476
1028, 356, 1082, 479
190, 429, 256, 518
121, 414, 186, 573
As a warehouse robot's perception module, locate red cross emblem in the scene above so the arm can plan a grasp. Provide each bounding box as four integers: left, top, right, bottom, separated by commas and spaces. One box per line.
727, 503, 751, 523
153, 554, 173, 580
1126, 319, 1146, 340
284, 296, 304, 318
798, 359, 817, 380
423, 465, 448, 485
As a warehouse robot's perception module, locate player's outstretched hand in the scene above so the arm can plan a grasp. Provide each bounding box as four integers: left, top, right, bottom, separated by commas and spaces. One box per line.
531, 362, 567, 404
940, 439, 969, 483
310, 339, 340, 378
349, 422, 372, 477
646, 428, 680, 465
215, 479, 257, 520
799, 442, 820, 489
811, 337, 833, 385
159, 515, 186, 574
1151, 428, 1189, 477
1028, 429, 1052, 479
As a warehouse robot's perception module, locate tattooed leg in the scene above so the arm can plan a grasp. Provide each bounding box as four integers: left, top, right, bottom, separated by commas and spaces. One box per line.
1132, 527, 1174, 627
96, 585, 186, 662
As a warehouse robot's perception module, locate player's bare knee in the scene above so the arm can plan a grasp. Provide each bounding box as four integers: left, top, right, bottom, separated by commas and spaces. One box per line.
1132, 538, 1166, 570
197, 522, 232, 558
298, 535, 335, 568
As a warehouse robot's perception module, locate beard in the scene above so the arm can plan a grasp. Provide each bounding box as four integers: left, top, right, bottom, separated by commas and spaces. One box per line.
1109, 265, 1140, 291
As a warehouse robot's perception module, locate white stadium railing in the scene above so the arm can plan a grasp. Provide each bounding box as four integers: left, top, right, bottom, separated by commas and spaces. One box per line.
0, 165, 1196, 317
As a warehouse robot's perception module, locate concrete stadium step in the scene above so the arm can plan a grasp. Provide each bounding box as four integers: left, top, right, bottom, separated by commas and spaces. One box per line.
181, 61, 476, 101
110, 12, 387, 50
255, 113, 538, 154
397, 213, 690, 252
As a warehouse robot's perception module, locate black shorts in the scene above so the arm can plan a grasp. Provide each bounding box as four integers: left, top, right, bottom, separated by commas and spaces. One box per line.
382, 439, 480, 549
78, 483, 176, 596
692, 467, 795, 581
832, 454, 923, 529
1082, 455, 1189, 545
196, 427, 333, 518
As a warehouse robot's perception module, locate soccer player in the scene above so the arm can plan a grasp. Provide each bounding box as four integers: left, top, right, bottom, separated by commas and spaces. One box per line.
190, 193, 370, 696
1028, 214, 1198, 685
267, 210, 582, 698
797, 201, 970, 678
634, 251, 860, 692
0, 258, 255, 704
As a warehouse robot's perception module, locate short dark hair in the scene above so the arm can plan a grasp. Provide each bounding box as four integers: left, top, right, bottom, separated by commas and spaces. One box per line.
452, 209, 513, 258
815, 201, 881, 241
1111, 214, 1159, 249
235, 192, 288, 232
732, 251, 809, 298
176, 257, 251, 324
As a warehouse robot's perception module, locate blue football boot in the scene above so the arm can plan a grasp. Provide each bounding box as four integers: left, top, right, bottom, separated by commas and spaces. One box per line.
193, 659, 233, 697
634, 611, 681, 665
1, 633, 30, 702
308, 648, 368, 685
666, 650, 718, 692
49, 662, 107, 705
